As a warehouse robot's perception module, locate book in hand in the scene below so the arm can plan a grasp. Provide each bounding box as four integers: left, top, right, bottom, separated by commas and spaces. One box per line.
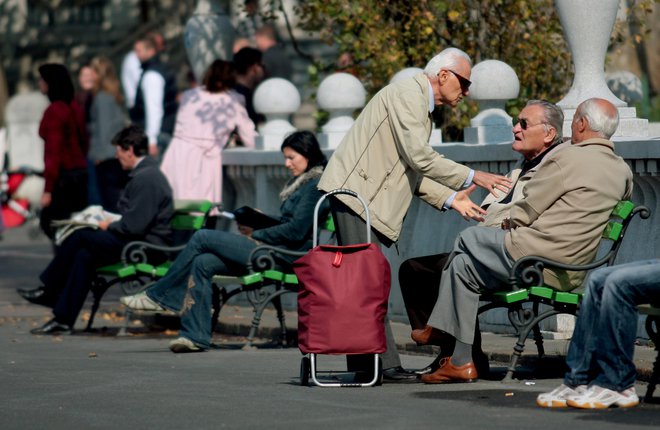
232, 206, 281, 230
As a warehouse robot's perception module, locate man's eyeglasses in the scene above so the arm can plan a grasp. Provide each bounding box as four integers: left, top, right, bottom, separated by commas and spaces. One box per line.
447, 70, 472, 92
516, 118, 546, 130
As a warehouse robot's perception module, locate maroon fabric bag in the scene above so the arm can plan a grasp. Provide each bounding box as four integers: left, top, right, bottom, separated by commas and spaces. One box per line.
294, 242, 391, 355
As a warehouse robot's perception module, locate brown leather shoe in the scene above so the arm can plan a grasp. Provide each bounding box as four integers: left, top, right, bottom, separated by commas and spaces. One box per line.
411, 325, 449, 346
420, 357, 478, 384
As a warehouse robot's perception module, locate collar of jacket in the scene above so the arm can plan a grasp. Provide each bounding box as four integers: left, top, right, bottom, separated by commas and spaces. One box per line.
571, 137, 615, 151
128, 155, 157, 178
279, 165, 324, 201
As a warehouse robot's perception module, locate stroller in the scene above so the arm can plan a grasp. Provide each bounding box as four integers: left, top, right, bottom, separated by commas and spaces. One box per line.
294, 189, 391, 387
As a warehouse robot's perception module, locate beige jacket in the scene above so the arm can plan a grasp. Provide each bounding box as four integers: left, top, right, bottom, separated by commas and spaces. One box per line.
505, 138, 634, 290
318, 73, 470, 242
480, 142, 569, 228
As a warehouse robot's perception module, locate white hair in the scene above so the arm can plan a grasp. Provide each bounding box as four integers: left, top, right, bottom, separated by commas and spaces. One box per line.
423, 48, 472, 78
576, 98, 619, 139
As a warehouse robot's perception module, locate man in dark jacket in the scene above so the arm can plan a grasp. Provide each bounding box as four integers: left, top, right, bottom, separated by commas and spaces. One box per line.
19, 125, 174, 334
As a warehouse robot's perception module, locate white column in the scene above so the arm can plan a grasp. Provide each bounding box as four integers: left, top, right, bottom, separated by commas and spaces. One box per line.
317, 73, 366, 149
253, 78, 301, 150
554, 0, 648, 138
463, 60, 519, 144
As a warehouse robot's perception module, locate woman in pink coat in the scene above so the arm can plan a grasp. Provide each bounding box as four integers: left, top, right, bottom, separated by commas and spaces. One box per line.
161, 60, 256, 203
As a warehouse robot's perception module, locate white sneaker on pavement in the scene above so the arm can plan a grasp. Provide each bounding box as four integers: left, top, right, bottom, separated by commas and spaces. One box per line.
566, 385, 639, 409
169, 337, 204, 353
536, 384, 588, 408
120, 291, 164, 311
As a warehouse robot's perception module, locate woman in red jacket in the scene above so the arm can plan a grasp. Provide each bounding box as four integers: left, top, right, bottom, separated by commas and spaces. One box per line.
37, 63, 89, 240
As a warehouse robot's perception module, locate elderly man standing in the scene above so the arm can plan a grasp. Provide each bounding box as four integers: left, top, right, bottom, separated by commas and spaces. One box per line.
318, 47, 512, 382
403, 100, 567, 377
415, 98, 633, 384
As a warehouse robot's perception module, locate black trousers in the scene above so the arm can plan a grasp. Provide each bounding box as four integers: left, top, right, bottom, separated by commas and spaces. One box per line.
40, 229, 126, 326
328, 197, 401, 371
40, 168, 88, 239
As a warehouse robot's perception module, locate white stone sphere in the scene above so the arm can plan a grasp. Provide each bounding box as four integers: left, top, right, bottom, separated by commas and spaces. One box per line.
469, 60, 519, 101
253, 78, 301, 114
390, 67, 423, 84
317, 73, 366, 111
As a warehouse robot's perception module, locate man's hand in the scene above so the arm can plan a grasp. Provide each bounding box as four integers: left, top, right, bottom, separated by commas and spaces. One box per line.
472, 170, 512, 197
238, 224, 253, 237
149, 145, 159, 157
451, 185, 487, 222
40, 192, 52, 208
97, 220, 110, 231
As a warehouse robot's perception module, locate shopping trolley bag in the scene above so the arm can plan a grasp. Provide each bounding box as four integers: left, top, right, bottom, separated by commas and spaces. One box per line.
295, 241, 390, 354
293, 189, 391, 387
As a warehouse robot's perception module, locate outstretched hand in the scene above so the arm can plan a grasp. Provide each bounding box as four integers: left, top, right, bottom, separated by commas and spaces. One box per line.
472, 170, 512, 197
451, 185, 487, 222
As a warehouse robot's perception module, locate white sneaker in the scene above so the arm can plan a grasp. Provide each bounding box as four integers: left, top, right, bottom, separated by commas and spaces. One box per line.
536, 384, 588, 408
566, 385, 639, 409
119, 291, 164, 311
169, 337, 204, 353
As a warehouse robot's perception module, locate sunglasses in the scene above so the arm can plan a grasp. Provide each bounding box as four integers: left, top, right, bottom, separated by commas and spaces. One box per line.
516, 118, 547, 130
447, 70, 472, 91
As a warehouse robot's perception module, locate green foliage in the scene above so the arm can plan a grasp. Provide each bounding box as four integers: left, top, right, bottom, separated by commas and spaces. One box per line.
294, 0, 654, 138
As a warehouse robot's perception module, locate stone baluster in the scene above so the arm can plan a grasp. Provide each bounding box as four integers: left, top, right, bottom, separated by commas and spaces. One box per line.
554, 0, 648, 138
317, 73, 366, 149
253, 77, 301, 150
463, 60, 519, 145
184, 0, 235, 83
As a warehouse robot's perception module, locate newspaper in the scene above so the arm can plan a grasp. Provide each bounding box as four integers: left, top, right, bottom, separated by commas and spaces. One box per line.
52, 205, 122, 246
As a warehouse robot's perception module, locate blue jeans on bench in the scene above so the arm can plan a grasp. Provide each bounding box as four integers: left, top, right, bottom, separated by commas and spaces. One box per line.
564, 259, 660, 391
146, 229, 260, 348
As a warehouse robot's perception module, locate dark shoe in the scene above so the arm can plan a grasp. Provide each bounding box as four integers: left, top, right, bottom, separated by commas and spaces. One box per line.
382, 366, 420, 383
420, 357, 478, 384
17, 287, 56, 308
411, 325, 449, 346
30, 318, 72, 335
411, 356, 442, 375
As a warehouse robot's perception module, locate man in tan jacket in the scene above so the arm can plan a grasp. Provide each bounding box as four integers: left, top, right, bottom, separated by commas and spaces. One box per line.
417, 98, 633, 384
402, 100, 568, 377
318, 47, 511, 382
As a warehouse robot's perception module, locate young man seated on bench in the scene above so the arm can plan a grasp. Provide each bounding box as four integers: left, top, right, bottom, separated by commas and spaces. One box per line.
18, 125, 174, 334
401, 100, 568, 378
413, 98, 633, 384
537, 259, 660, 409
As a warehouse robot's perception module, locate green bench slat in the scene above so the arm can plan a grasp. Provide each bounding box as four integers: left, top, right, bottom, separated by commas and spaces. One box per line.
553, 290, 581, 305
610, 200, 634, 220
171, 215, 207, 230
174, 200, 213, 213
602, 221, 623, 241
485, 289, 529, 304
263, 270, 285, 281
283, 274, 298, 285
529, 286, 554, 300
97, 263, 136, 278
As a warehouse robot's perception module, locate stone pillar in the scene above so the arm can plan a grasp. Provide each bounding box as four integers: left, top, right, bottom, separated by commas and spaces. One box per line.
184, 0, 235, 83
463, 60, 519, 144
317, 73, 366, 149
555, 0, 648, 138
253, 78, 301, 150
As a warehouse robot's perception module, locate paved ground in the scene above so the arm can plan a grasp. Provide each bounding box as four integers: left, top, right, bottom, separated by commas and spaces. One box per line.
1, 223, 659, 429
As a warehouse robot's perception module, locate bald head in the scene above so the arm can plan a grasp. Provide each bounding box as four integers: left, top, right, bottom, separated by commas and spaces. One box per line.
571, 98, 619, 143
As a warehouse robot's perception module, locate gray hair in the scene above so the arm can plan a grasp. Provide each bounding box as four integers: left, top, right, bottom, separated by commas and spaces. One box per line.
526, 99, 564, 143
575, 98, 619, 139
423, 48, 472, 78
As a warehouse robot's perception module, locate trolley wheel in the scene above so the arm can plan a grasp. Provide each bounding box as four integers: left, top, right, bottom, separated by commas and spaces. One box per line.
374, 357, 383, 386
300, 356, 310, 386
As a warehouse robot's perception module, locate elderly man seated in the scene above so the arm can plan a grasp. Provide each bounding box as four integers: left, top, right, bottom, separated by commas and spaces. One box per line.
412, 98, 633, 383
401, 99, 568, 378
18, 125, 174, 334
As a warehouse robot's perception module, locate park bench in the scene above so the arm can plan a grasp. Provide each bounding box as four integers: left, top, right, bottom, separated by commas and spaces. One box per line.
478, 200, 650, 381
85, 200, 214, 332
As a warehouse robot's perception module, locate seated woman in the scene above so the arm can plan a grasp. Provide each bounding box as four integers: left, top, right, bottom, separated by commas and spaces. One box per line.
120, 131, 328, 352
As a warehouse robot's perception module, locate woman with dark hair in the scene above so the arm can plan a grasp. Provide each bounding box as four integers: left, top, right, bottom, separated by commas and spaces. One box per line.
160, 59, 256, 203
121, 131, 328, 352
37, 63, 89, 240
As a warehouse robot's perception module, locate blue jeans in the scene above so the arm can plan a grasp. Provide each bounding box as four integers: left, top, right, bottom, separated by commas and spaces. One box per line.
564, 259, 660, 391
147, 229, 260, 348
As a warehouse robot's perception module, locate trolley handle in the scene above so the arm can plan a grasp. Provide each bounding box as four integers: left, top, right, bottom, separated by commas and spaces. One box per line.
313, 189, 371, 247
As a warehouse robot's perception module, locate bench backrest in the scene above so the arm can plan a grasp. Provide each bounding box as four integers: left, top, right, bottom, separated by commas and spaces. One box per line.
171, 200, 213, 231
599, 200, 649, 266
